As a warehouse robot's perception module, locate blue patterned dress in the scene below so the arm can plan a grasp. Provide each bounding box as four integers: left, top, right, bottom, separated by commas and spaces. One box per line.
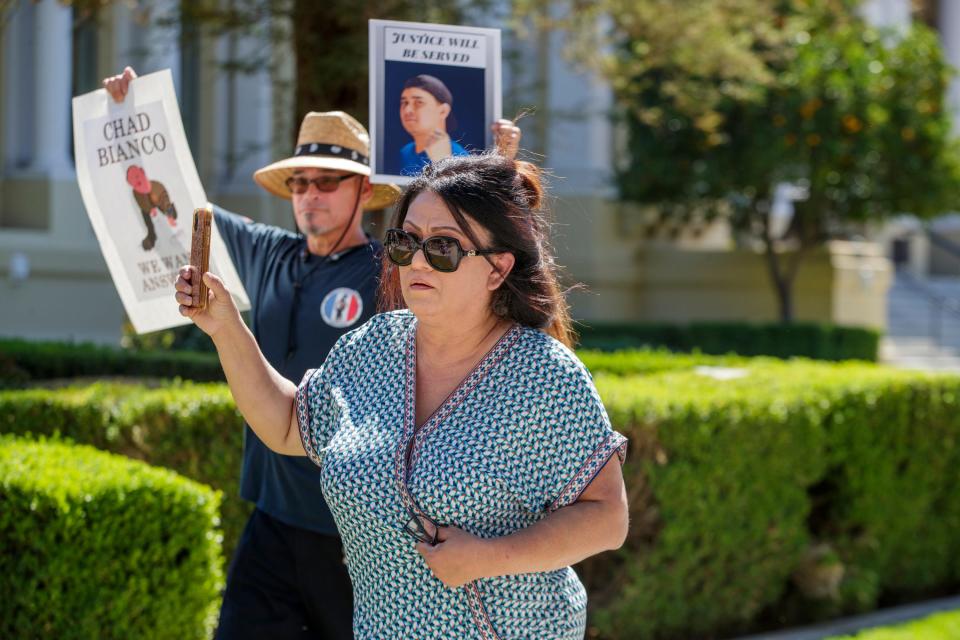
296, 310, 627, 639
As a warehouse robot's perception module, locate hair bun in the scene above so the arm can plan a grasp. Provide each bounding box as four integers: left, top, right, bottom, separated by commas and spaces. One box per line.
514, 160, 544, 210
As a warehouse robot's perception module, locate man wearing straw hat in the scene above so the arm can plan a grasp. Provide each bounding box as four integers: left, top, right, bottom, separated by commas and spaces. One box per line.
103, 66, 521, 639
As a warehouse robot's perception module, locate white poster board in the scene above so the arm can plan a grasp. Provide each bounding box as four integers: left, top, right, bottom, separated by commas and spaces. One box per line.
369, 19, 501, 185
72, 69, 249, 334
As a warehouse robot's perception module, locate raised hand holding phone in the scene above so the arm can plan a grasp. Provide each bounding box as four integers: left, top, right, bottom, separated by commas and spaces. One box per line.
189, 205, 212, 309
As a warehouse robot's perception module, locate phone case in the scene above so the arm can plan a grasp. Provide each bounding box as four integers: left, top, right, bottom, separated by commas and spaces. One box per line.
190, 205, 213, 309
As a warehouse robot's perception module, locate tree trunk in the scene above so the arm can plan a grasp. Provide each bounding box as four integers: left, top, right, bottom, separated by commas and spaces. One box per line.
289, 1, 480, 141
292, 1, 370, 134
764, 242, 796, 324
761, 207, 806, 324
773, 264, 794, 323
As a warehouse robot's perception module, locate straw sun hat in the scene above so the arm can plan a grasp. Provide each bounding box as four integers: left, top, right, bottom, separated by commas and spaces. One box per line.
253, 111, 400, 211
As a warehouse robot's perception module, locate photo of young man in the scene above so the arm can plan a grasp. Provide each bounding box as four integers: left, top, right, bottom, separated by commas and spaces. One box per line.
397, 74, 469, 175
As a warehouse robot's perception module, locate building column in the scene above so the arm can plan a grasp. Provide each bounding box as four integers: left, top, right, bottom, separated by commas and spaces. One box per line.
141, 0, 181, 92
233, 35, 274, 186
940, 0, 960, 126
1, 1, 29, 174
112, 0, 180, 92
32, 0, 73, 177
214, 31, 273, 193
543, 7, 615, 197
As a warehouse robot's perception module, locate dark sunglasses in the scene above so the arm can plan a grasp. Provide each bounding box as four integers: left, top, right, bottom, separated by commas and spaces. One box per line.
385, 228, 500, 273
285, 174, 358, 194
403, 506, 439, 545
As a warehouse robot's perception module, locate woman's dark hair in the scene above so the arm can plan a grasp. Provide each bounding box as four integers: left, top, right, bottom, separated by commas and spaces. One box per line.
403, 75, 457, 133
378, 152, 576, 348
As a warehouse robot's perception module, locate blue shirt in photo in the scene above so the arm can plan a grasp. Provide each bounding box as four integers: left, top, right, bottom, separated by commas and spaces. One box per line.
399, 139, 469, 176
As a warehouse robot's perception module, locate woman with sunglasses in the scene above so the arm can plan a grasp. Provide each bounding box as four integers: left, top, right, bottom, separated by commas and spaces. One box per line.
175, 153, 628, 639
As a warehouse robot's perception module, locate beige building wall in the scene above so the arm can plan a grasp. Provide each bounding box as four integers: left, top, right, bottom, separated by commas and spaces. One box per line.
928, 217, 960, 276
829, 241, 892, 331
553, 197, 891, 330
0, 233, 124, 343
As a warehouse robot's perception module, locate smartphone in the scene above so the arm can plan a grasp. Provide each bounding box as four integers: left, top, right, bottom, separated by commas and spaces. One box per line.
190, 205, 213, 309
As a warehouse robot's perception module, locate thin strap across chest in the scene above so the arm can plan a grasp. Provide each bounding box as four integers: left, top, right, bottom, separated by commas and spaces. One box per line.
284, 247, 340, 361
395, 320, 520, 501
280, 241, 373, 361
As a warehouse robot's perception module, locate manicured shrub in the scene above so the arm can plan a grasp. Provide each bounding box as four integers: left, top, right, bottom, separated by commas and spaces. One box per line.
2, 361, 958, 639
811, 373, 960, 612
0, 337, 223, 387
0, 321, 880, 390
0, 383, 249, 562
0, 436, 223, 639
576, 321, 881, 361
582, 363, 960, 639
577, 348, 748, 376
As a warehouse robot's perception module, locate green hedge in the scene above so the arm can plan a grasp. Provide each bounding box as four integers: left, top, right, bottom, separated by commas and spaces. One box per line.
0, 337, 224, 387
1, 358, 958, 639
0, 383, 249, 562
2, 321, 880, 389
0, 436, 223, 639
578, 348, 749, 376
582, 362, 960, 638
576, 321, 881, 361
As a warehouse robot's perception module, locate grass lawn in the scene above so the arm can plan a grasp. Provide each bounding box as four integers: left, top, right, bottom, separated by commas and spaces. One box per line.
827, 610, 960, 639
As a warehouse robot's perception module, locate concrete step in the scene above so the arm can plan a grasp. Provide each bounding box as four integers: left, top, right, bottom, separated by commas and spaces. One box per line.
882, 274, 960, 371
881, 338, 960, 370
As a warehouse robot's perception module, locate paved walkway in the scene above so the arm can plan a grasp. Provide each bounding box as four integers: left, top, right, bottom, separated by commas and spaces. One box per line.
735, 595, 960, 640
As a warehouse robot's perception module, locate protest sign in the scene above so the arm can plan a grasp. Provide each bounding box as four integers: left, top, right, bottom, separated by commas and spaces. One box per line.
72, 69, 249, 334
369, 19, 501, 184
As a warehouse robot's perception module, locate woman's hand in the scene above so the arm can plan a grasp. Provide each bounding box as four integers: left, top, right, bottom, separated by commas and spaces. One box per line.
424, 129, 454, 162
415, 522, 492, 589
492, 119, 522, 159
175, 266, 242, 338
103, 66, 138, 102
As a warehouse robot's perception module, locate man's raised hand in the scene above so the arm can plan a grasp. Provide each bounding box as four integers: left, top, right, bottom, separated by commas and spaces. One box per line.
492, 119, 522, 160
102, 66, 138, 103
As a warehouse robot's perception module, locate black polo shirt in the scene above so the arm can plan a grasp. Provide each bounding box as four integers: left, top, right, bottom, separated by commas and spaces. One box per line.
214, 206, 380, 534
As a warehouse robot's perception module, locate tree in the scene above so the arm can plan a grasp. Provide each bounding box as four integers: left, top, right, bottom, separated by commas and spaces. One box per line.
10, 0, 492, 146
176, 0, 496, 144
513, 0, 800, 135
515, 0, 960, 322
